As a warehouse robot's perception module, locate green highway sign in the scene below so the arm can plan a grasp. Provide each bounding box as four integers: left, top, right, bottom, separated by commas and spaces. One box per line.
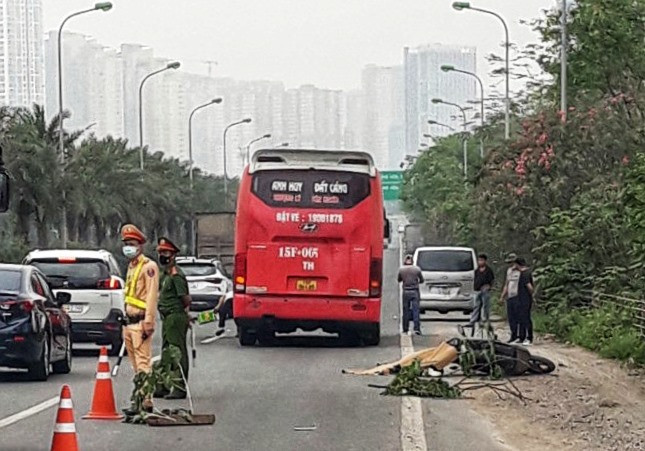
381, 170, 404, 201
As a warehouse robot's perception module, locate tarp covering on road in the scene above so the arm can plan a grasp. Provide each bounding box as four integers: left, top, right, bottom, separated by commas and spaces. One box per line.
343, 342, 458, 376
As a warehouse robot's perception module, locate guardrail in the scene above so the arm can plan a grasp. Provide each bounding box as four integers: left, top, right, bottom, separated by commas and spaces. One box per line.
585, 290, 645, 338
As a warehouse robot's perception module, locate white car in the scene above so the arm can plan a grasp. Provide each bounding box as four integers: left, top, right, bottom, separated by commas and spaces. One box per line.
176, 257, 232, 312
23, 249, 125, 355
413, 246, 477, 314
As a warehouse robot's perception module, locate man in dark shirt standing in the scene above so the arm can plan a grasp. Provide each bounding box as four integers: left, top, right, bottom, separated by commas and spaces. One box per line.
515, 257, 535, 345
468, 254, 495, 329
397, 254, 424, 335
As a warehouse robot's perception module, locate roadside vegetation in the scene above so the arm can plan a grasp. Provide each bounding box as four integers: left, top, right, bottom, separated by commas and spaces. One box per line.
0, 104, 237, 262
401, 0, 645, 364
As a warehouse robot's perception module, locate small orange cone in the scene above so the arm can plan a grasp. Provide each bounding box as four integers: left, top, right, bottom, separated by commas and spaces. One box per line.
82, 346, 123, 420
51, 385, 79, 451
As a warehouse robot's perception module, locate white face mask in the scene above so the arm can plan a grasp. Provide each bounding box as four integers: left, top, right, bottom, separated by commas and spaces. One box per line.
122, 245, 139, 259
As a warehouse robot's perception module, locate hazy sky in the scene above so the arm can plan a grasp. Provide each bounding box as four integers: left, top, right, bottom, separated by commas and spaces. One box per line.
43, 0, 557, 91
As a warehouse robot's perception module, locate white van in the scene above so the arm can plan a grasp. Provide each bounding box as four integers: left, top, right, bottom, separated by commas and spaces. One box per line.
413, 246, 477, 314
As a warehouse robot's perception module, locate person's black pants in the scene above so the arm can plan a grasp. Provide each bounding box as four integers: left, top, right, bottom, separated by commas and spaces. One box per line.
402, 289, 421, 333
506, 297, 520, 341
218, 298, 233, 328
517, 297, 533, 342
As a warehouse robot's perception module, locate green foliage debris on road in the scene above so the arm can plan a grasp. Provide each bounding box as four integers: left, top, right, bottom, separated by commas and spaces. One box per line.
401, 0, 645, 363
382, 360, 461, 398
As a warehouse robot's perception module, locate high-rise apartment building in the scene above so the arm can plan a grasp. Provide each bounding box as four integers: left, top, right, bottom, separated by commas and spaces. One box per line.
44, 31, 123, 137
404, 44, 477, 155
361, 64, 405, 170
0, 0, 44, 107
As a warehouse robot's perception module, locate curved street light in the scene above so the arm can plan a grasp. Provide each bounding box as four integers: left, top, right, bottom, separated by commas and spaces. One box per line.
245, 133, 272, 166
187, 97, 223, 253
223, 118, 252, 199
138, 61, 181, 170
441, 64, 485, 158
188, 98, 222, 188
431, 98, 469, 177
57, 2, 113, 249
452, 2, 510, 139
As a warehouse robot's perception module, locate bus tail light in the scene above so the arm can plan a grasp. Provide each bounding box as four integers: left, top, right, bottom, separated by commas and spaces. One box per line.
369, 258, 382, 297
234, 253, 247, 293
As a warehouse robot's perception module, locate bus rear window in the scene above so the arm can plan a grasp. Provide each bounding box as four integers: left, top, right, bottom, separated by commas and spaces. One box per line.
252, 170, 371, 209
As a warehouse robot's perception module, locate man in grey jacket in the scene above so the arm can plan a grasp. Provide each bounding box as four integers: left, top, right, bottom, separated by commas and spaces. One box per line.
398, 254, 424, 335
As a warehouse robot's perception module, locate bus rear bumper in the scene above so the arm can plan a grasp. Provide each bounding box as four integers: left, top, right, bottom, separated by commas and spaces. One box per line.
233, 295, 380, 332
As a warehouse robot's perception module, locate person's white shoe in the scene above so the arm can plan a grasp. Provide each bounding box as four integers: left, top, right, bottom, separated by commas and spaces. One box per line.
522, 340, 532, 346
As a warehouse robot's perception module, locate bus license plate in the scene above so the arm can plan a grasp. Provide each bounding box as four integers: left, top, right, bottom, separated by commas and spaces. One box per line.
296, 280, 317, 291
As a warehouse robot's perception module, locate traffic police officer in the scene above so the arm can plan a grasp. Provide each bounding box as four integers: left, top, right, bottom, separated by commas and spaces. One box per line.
155, 237, 191, 399
121, 224, 159, 412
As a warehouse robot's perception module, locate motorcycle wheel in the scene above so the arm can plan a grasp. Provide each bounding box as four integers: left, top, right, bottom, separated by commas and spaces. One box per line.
527, 355, 556, 374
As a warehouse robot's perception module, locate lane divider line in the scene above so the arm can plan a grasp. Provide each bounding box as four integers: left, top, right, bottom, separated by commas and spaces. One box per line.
0, 354, 161, 430
0, 396, 59, 429
396, 225, 429, 451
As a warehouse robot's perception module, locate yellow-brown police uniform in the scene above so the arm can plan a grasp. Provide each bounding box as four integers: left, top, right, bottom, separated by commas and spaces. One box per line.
121, 224, 159, 374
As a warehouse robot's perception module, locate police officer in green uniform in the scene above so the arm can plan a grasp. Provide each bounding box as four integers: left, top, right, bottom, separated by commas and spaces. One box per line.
155, 237, 191, 399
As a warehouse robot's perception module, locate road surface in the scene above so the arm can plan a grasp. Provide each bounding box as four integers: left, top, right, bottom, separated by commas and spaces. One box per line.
0, 244, 506, 451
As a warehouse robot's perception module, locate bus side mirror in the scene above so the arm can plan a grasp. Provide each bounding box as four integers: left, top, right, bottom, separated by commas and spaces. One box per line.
0, 169, 9, 213
384, 218, 391, 240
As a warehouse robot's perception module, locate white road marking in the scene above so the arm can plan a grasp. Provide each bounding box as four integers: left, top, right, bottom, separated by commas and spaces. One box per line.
0, 352, 177, 430
0, 396, 59, 429
397, 223, 429, 451
400, 334, 428, 451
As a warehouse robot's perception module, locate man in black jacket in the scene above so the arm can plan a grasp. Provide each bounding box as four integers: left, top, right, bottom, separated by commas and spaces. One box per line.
468, 254, 495, 329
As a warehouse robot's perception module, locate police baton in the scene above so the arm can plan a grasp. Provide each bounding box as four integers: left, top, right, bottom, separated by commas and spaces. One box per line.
111, 341, 127, 377
111, 314, 127, 377
189, 316, 197, 368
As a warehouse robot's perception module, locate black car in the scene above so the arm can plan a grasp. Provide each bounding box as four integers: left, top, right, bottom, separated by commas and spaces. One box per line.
0, 264, 73, 380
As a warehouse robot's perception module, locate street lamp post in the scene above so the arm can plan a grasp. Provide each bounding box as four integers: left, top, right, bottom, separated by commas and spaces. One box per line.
432, 98, 468, 177
441, 64, 485, 158
453, 2, 510, 140
57, 2, 113, 249
188, 98, 222, 189
187, 98, 223, 254
561, 0, 568, 117
138, 61, 181, 170
222, 118, 252, 200
245, 133, 271, 166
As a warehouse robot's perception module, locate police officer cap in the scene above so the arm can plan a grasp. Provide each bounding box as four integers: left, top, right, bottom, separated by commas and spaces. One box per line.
157, 237, 180, 254
121, 224, 146, 243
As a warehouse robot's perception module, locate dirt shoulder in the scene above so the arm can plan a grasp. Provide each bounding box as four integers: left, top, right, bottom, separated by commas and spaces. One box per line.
468, 335, 645, 451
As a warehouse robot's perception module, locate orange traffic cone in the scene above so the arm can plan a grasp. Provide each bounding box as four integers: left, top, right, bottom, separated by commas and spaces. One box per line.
51, 385, 79, 451
82, 346, 123, 420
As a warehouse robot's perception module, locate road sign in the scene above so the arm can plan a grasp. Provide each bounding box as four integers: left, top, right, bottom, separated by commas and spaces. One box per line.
381, 170, 404, 201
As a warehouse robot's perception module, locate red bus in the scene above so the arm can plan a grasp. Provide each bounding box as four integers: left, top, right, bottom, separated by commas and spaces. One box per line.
233, 149, 384, 346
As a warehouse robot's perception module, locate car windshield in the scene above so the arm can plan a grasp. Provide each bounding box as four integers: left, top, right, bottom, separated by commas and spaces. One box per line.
30, 260, 110, 289
0, 270, 22, 292
178, 263, 219, 277
416, 250, 474, 272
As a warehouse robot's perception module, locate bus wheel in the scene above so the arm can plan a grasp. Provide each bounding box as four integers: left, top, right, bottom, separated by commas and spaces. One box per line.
361, 325, 381, 346
239, 328, 258, 346
257, 329, 276, 346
